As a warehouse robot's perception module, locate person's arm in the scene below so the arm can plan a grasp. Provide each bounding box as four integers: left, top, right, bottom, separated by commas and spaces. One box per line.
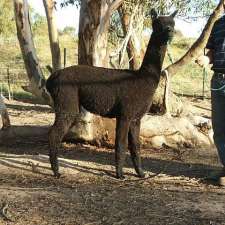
196, 49, 214, 67
205, 49, 214, 64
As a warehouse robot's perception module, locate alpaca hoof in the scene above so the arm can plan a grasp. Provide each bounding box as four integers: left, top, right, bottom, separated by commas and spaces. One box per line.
137, 171, 145, 178
116, 175, 125, 180
116, 172, 125, 179
53, 172, 61, 178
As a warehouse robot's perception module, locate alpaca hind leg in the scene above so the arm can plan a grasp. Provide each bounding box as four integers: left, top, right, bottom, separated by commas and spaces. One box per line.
115, 118, 130, 179
49, 87, 80, 177
48, 112, 76, 178
128, 119, 145, 178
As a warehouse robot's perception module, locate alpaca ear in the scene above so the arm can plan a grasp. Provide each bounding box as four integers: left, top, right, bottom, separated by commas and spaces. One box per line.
171, 10, 178, 18
150, 9, 158, 20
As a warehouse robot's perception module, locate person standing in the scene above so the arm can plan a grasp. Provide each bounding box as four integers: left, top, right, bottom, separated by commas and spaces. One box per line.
196, 12, 225, 186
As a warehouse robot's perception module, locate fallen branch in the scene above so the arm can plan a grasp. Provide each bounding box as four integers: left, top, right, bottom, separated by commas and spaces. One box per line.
0, 202, 13, 222
28, 161, 40, 173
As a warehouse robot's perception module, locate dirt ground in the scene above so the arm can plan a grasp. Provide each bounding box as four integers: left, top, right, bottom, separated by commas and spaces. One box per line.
0, 98, 225, 225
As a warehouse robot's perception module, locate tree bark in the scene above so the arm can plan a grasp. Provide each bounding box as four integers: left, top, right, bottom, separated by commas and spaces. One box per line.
78, 0, 123, 67
43, 0, 61, 72
14, 0, 51, 103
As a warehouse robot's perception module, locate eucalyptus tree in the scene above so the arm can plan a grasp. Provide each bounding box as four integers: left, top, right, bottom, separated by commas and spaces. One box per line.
13, 0, 61, 104
14, 0, 51, 103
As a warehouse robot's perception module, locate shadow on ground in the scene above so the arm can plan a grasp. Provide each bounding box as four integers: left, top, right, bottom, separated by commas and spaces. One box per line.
0, 125, 221, 180
1, 126, 225, 225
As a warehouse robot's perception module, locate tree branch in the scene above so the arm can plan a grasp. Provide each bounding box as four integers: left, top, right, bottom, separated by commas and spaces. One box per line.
110, 5, 138, 64
163, 0, 225, 77
108, 0, 124, 15
119, 5, 138, 67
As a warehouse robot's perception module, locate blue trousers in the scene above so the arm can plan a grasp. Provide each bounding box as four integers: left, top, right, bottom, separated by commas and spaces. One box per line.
211, 74, 225, 167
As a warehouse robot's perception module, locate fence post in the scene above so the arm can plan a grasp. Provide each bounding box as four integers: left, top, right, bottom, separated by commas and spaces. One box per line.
202, 68, 207, 100
64, 48, 67, 68
7, 67, 11, 100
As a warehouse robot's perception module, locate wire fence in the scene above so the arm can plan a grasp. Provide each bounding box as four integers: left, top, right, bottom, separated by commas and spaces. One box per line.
0, 64, 28, 100
0, 61, 212, 101
171, 68, 212, 99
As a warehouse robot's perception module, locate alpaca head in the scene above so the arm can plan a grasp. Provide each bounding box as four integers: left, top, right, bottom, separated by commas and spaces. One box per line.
150, 9, 177, 44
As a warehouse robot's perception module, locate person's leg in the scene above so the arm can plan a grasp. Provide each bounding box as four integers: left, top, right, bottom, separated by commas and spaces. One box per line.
211, 79, 225, 167
209, 77, 225, 185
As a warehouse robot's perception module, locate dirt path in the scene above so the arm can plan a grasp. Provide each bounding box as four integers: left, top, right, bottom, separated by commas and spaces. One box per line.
0, 100, 225, 225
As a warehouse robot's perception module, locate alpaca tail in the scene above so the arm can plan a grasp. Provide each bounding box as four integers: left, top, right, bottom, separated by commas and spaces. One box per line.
46, 71, 60, 100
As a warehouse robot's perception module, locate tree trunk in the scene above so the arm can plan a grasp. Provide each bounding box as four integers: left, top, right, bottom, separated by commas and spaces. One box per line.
43, 0, 61, 72
14, 0, 51, 104
78, 0, 123, 67
71, 0, 123, 140
79, 0, 108, 67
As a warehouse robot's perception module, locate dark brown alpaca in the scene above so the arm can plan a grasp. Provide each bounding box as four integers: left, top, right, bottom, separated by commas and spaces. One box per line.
46, 9, 177, 179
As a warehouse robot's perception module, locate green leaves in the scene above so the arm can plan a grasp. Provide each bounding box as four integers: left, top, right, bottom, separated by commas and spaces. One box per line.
0, 1, 15, 37
58, 0, 80, 9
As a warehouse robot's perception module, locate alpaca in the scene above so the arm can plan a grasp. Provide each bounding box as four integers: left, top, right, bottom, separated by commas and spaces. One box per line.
46, 9, 177, 179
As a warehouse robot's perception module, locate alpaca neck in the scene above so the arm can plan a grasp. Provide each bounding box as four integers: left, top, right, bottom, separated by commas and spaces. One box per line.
140, 34, 167, 75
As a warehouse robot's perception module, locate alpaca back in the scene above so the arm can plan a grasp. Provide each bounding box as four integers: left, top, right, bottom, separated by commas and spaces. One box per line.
47, 65, 135, 85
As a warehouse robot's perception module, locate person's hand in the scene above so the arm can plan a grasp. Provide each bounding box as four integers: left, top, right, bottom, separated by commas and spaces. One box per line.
195, 55, 210, 67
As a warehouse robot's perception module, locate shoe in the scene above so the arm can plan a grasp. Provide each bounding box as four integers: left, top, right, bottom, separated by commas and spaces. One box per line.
204, 168, 225, 186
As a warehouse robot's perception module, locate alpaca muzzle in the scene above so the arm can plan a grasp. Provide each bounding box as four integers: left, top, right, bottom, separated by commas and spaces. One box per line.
167, 27, 174, 43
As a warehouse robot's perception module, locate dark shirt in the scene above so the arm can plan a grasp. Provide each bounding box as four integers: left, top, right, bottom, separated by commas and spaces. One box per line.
206, 15, 225, 73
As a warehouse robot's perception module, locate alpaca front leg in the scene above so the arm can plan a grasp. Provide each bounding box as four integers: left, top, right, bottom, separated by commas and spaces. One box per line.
115, 118, 130, 179
128, 120, 145, 178
49, 144, 60, 178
